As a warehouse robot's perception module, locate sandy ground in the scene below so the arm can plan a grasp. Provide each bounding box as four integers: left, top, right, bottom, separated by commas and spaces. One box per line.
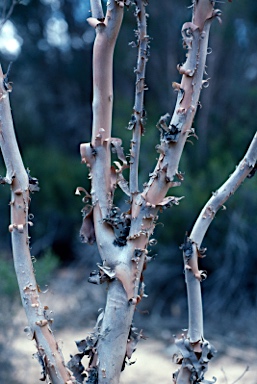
8, 269, 257, 383
12, 325, 257, 384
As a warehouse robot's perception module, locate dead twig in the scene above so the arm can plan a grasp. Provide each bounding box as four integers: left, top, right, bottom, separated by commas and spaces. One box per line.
221, 367, 228, 384
231, 366, 249, 384
0, 0, 19, 31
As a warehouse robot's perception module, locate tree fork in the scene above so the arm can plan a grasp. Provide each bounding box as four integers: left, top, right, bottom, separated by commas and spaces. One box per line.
84, 1, 222, 382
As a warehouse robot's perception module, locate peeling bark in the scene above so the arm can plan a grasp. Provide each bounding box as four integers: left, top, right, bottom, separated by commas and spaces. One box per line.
129, 0, 149, 195
84, 1, 220, 382
0, 66, 74, 383
174, 133, 257, 383
142, 0, 217, 207
191, 132, 257, 244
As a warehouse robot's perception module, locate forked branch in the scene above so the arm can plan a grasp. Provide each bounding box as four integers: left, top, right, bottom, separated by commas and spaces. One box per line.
81, 1, 220, 382
76, 1, 230, 383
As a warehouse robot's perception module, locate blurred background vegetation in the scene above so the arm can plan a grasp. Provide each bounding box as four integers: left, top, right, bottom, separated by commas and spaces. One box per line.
1, 0, 257, 380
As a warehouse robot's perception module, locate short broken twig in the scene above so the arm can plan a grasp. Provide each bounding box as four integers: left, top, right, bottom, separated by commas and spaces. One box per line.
231, 366, 249, 384
221, 367, 228, 384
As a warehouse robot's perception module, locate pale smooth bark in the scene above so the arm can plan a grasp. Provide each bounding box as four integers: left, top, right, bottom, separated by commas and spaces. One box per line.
191, 133, 257, 244
187, 132, 257, 338
174, 137, 257, 382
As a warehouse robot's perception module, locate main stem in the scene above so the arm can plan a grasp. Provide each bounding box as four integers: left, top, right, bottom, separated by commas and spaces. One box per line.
97, 281, 134, 384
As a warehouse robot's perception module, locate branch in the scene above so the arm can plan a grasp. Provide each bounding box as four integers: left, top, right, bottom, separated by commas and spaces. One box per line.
174, 133, 257, 383
0, 66, 74, 384
80, 0, 124, 259
0, 0, 19, 31
142, 0, 218, 210
129, 0, 149, 195
186, 131, 257, 340
90, 0, 104, 21
191, 132, 257, 246
129, 0, 218, 250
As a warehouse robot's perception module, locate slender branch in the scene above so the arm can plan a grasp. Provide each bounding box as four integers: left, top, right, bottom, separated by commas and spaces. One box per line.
174, 133, 257, 383
87, 0, 123, 225
191, 132, 257, 246
0, 66, 74, 384
129, 0, 149, 195
129, 0, 217, 251
141, 0, 217, 209
0, 0, 18, 31
186, 132, 257, 340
